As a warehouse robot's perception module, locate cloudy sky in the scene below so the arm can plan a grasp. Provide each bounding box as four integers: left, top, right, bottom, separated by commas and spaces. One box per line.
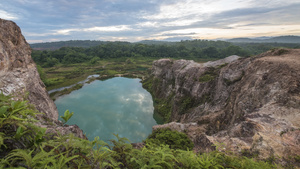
1, 0, 300, 43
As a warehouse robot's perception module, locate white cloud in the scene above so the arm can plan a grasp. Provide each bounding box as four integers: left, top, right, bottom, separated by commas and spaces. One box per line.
144, 0, 252, 20
161, 18, 200, 27
26, 25, 133, 38
5, 0, 300, 42
26, 39, 44, 43
136, 21, 159, 28
157, 24, 300, 40
54, 29, 80, 35
0, 10, 18, 20
83, 25, 132, 32
97, 36, 134, 41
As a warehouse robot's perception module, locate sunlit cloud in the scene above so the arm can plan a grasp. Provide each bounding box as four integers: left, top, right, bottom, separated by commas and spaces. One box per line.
0, 10, 18, 20
54, 29, 79, 35
1, 0, 299, 42
136, 21, 159, 28
83, 25, 132, 32
159, 24, 300, 40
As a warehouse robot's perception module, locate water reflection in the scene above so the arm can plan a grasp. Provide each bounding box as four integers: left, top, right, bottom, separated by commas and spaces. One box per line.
55, 77, 157, 143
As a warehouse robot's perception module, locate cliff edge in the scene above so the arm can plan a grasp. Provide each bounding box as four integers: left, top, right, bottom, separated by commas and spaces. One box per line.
0, 18, 85, 138
145, 49, 300, 160
0, 19, 58, 120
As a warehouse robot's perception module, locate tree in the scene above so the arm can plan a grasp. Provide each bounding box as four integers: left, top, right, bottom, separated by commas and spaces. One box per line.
43, 57, 59, 67
202, 47, 220, 58
90, 57, 100, 64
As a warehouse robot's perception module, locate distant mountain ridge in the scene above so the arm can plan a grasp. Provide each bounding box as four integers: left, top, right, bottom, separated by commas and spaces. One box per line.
227, 35, 300, 43
30, 35, 300, 50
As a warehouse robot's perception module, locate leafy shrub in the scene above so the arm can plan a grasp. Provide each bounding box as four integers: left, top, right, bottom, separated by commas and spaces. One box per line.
129, 143, 177, 169
175, 149, 224, 168
60, 110, 74, 124
145, 128, 194, 150
0, 93, 41, 157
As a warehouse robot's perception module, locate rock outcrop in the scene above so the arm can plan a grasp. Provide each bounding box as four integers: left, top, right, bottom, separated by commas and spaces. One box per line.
146, 49, 300, 160
0, 18, 85, 138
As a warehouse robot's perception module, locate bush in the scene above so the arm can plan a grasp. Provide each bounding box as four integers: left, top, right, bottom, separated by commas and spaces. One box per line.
145, 128, 194, 150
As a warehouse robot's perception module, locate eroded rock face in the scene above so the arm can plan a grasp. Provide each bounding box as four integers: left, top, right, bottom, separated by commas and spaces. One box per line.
148, 49, 300, 159
0, 18, 85, 139
0, 19, 57, 120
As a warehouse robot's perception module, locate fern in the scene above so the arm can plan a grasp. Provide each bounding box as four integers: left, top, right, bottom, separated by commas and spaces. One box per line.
3, 148, 56, 168
52, 154, 79, 169
129, 144, 177, 169
14, 127, 29, 140
175, 149, 200, 168
0, 132, 6, 148
110, 133, 133, 167
197, 153, 224, 169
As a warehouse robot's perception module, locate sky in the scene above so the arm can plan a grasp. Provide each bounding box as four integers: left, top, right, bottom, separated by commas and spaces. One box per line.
1, 0, 300, 43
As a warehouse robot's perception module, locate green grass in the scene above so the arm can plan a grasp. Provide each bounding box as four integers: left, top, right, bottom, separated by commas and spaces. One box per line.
41, 57, 156, 92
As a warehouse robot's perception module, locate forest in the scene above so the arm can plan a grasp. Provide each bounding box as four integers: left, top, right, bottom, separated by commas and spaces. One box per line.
32, 39, 299, 67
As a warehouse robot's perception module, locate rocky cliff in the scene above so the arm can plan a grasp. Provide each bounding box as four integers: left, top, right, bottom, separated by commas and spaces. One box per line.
145, 49, 300, 160
0, 18, 85, 138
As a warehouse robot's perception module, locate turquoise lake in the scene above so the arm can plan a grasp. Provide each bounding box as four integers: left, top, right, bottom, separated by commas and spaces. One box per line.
55, 77, 157, 143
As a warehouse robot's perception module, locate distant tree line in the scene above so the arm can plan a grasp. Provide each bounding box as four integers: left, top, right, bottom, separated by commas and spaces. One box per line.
32, 40, 251, 67
30, 40, 108, 50
31, 39, 299, 67
233, 42, 300, 55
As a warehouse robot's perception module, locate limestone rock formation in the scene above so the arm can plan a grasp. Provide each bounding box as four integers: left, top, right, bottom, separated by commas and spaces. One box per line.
0, 18, 85, 138
147, 49, 300, 159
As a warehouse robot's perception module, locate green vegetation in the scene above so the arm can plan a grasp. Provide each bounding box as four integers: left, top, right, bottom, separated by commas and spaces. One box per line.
36, 57, 155, 92
233, 42, 299, 55
0, 92, 294, 168
30, 40, 109, 49
31, 40, 251, 91
155, 98, 173, 122
198, 64, 229, 83
199, 67, 218, 83
179, 97, 195, 114
24, 40, 300, 168
32, 39, 300, 94
142, 77, 175, 122
49, 83, 83, 100
199, 74, 216, 83
145, 128, 194, 150
32, 40, 250, 67
275, 48, 289, 55
60, 110, 74, 124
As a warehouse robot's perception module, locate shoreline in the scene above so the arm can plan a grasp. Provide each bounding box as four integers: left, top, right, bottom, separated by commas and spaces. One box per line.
48, 73, 146, 100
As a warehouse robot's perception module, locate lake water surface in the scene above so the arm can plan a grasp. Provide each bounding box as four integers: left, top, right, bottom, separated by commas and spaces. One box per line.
55, 77, 157, 143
